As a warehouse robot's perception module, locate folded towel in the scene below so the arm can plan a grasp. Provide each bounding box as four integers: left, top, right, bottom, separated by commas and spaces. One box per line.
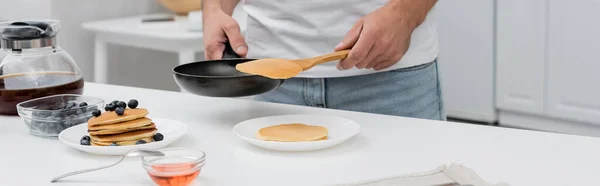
331, 163, 510, 186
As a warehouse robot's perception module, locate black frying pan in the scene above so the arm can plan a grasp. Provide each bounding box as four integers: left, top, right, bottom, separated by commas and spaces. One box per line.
172, 43, 284, 97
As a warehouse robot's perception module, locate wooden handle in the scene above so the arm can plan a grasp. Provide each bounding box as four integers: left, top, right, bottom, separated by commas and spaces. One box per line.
295, 50, 351, 70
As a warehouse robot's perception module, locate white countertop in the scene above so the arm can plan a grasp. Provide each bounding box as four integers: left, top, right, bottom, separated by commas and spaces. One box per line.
81, 13, 204, 40
81, 8, 247, 41
1, 83, 599, 186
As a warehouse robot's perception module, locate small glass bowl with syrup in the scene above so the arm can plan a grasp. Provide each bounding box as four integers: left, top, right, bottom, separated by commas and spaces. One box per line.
142, 148, 206, 186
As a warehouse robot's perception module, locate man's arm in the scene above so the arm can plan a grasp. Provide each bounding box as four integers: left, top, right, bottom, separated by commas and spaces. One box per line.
202, 0, 248, 59
202, 0, 239, 15
335, 0, 438, 70
386, 0, 437, 31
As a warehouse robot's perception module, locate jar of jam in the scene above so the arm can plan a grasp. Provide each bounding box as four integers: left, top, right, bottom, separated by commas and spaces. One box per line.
0, 20, 84, 115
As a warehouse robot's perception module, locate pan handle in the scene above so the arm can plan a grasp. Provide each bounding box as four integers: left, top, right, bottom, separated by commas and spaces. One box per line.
222, 42, 241, 59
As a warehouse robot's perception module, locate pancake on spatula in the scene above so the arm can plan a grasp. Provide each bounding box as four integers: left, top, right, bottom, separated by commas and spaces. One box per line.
235, 50, 350, 79
257, 123, 328, 142
235, 58, 303, 79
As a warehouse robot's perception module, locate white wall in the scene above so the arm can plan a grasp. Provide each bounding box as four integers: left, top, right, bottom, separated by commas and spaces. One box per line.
1, 0, 183, 91
0, 0, 52, 20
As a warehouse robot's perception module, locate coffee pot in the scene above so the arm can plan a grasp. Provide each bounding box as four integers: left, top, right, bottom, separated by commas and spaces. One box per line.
0, 20, 84, 115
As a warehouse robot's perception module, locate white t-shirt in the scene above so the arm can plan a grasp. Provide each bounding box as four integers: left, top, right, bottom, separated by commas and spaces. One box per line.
242, 0, 438, 78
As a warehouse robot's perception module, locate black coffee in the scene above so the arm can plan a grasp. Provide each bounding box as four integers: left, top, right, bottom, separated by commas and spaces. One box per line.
0, 72, 84, 115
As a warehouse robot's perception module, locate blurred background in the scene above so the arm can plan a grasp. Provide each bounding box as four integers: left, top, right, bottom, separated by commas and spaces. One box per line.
2, 0, 599, 137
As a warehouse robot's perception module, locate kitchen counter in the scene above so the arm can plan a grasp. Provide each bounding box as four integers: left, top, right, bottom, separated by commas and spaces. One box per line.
1, 83, 599, 186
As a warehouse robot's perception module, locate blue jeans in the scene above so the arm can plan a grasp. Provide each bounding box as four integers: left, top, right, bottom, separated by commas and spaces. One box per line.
255, 60, 445, 120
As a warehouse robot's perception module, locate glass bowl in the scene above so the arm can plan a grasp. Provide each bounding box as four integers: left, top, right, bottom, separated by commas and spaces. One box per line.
16, 94, 104, 137
142, 148, 206, 186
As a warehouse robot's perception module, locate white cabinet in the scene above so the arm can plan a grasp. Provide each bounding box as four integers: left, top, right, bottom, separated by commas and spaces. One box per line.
547, 0, 600, 124
497, 0, 600, 137
435, 0, 497, 123
496, 0, 546, 115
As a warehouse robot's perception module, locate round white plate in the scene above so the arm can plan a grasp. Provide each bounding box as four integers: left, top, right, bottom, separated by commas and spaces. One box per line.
59, 118, 188, 156
233, 114, 360, 151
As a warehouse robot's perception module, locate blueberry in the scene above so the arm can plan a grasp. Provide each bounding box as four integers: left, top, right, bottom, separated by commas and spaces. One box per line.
79, 102, 88, 107
92, 109, 101, 117
111, 100, 119, 105
53, 111, 64, 118
62, 120, 74, 128
79, 107, 88, 114
32, 110, 49, 118
66, 109, 77, 116
81, 135, 90, 141
116, 101, 127, 108
66, 102, 77, 109
153, 133, 164, 141
127, 99, 139, 109
80, 139, 91, 146
104, 103, 116, 111
110, 142, 119, 146
53, 124, 65, 134
43, 112, 53, 117
28, 120, 40, 129
45, 116, 55, 121
115, 107, 125, 115
135, 140, 146, 145
76, 109, 84, 115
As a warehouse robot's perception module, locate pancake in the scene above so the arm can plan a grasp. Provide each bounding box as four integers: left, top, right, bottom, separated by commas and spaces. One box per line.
87, 108, 149, 127
91, 137, 154, 146
88, 117, 152, 132
257, 123, 328, 142
91, 128, 157, 142
235, 58, 303, 79
88, 117, 152, 131
88, 123, 157, 135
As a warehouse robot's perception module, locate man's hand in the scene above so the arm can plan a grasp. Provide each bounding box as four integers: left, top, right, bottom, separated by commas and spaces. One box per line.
335, 0, 436, 71
203, 0, 247, 59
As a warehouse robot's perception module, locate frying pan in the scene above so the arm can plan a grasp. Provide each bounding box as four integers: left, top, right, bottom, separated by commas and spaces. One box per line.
172, 43, 284, 97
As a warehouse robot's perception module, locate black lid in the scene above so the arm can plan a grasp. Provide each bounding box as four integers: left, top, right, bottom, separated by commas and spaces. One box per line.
1, 21, 57, 40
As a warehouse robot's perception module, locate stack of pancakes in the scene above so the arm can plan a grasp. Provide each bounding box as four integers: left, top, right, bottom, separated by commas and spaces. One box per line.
257, 123, 328, 142
87, 108, 157, 146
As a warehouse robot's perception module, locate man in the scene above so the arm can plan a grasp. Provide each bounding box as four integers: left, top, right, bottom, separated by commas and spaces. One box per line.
203, 0, 443, 120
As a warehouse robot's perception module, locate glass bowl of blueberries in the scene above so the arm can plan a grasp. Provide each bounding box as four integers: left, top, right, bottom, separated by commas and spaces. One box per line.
16, 94, 105, 137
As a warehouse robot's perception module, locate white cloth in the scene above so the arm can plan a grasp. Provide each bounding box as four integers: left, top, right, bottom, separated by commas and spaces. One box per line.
331, 164, 511, 186
241, 0, 439, 78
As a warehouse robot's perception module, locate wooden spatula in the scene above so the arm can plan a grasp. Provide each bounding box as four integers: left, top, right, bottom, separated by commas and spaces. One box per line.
235, 50, 350, 79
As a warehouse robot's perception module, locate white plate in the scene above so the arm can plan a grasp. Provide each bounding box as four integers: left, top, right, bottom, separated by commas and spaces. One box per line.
233, 114, 360, 151
59, 118, 188, 156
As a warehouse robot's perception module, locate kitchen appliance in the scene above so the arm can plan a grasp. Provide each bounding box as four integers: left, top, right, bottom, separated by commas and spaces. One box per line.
172, 43, 283, 97
0, 20, 84, 115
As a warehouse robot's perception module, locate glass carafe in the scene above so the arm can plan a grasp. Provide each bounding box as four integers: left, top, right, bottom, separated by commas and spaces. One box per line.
0, 20, 84, 115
